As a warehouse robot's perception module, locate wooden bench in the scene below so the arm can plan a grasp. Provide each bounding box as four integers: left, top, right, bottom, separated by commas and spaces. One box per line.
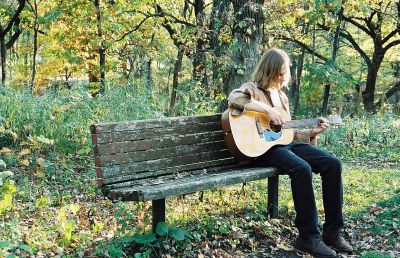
91, 114, 280, 230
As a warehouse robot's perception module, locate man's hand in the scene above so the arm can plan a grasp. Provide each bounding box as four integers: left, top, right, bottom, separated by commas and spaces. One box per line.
243, 99, 284, 125
266, 107, 283, 125
311, 117, 329, 137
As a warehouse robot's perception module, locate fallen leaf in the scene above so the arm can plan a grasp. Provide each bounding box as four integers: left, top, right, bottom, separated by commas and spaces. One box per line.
21, 159, 30, 166
24, 124, 33, 131
18, 148, 31, 158
12, 132, 18, 142
36, 158, 45, 166
34, 168, 45, 178
0, 147, 12, 154
369, 206, 385, 215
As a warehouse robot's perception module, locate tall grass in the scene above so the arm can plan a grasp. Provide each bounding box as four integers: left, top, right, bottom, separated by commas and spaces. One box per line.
0, 83, 219, 156
1, 85, 399, 160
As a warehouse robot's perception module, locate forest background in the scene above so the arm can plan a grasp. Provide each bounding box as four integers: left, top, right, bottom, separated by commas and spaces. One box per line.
0, 0, 399, 257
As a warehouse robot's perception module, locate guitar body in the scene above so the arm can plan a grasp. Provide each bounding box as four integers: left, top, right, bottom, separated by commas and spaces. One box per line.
221, 107, 294, 161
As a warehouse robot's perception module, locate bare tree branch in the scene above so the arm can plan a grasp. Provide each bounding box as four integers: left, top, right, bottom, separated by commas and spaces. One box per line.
138, 11, 195, 27
3, 0, 26, 34
318, 23, 372, 65
341, 15, 374, 38
274, 34, 328, 62
5, 18, 23, 49
382, 29, 400, 44
115, 16, 150, 42
375, 81, 400, 109
153, 3, 190, 55
384, 38, 400, 53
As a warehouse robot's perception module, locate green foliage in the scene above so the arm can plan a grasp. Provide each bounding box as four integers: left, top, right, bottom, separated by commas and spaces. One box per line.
95, 220, 190, 257
301, 61, 356, 108
0, 163, 16, 215
0, 86, 159, 156
320, 112, 400, 162
173, 81, 220, 116
0, 240, 34, 257
361, 251, 394, 258
0, 180, 16, 214
367, 195, 400, 244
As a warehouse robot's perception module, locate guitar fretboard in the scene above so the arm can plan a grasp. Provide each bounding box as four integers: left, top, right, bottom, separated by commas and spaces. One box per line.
282, 118, 321, 129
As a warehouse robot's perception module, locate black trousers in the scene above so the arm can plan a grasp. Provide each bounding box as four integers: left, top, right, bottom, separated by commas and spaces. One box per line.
255, 141, 344, 238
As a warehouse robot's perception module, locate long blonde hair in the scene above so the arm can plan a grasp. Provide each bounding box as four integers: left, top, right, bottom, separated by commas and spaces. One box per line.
252, 48, 291, 89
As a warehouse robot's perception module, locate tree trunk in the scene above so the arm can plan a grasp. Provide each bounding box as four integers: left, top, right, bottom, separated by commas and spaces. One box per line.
64, 69, 71, 89
290, 59, 297, 99
193, 0, 208, 88
222, 0, 264, 96
139, 55, 153, 90
363, 53, 383, 112
209, 0, 229, 89
30, 17, 38, 93
25, 31, 30, 75
95, 0, 105, 94
293, 47, 305, 115
322, 8, 342, 114
145, 57, 153, 90
0, 0, 25, 87
168, 47, 184, 116
99, 46, 106, 92
0, 29, 6, 86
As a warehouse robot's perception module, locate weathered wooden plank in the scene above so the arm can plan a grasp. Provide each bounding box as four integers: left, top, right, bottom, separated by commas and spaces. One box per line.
95, 141, 227, 166
92, 114, 221, 134
102, 158, 238, 187
106, 167, 279, 201
94, 122, 222, 144
94, 131, 223, 155
99, 149, 233, 178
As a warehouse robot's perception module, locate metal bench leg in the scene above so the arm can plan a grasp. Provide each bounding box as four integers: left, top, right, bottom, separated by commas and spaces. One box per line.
268, 175, 279, 218
152, 198, 166, 232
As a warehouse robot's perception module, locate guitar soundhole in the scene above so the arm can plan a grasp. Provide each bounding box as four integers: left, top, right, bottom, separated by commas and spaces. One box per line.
270, 123, 282, 133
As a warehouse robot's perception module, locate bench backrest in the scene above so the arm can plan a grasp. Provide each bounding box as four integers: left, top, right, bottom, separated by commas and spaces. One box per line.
91, 114, 240, 189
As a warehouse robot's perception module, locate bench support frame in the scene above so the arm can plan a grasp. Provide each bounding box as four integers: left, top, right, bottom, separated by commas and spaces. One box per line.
150, 175, 279, 231
268, 175, 279, 218
152, 198, 166, 231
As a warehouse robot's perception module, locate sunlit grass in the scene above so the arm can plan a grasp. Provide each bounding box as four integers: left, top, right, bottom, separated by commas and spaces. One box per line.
1, 87, 399, 256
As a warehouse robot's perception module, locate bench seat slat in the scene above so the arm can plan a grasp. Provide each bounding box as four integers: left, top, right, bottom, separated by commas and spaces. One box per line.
101, 158, 238, 186
94, 131, 223, 155
98, 149, 233, 178
93, 122, 222, 144
91, 114, 221, 134
95, 141, 227, 167
105, 167, 279, 201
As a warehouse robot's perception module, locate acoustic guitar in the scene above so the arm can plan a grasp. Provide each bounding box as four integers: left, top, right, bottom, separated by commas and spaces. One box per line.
221, 107, 343, 161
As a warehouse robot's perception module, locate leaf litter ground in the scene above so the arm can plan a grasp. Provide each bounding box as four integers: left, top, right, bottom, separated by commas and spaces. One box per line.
1, 159, 399, 258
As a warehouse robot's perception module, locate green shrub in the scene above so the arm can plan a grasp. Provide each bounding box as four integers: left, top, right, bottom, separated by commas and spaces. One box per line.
319, 112, 400, 161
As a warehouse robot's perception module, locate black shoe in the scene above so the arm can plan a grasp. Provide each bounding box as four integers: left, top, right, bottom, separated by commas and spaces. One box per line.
294, 235, 337, 258
323, 232, 353, 252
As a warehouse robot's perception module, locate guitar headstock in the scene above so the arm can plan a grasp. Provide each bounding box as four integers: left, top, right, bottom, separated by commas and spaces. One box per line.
327, 115, 344, 127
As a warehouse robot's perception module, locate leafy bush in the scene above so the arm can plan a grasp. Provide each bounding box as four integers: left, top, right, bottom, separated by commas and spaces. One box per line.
319, 112, 400, 162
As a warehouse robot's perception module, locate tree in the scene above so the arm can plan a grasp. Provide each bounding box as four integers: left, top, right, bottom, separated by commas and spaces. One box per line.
318, 0, 400, 112
222, 0, 265, 104
209, 0, 230, 87
26, 0, 41, 93
0, 0, 25, 86
321, 6, 343, 114
270, 0, 400, 113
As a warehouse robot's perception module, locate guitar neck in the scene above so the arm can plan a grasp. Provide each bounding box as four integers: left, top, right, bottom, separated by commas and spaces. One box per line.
282, 118, 320, 129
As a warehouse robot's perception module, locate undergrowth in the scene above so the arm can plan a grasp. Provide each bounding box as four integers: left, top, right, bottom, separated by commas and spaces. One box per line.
0, 85, 399, 257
